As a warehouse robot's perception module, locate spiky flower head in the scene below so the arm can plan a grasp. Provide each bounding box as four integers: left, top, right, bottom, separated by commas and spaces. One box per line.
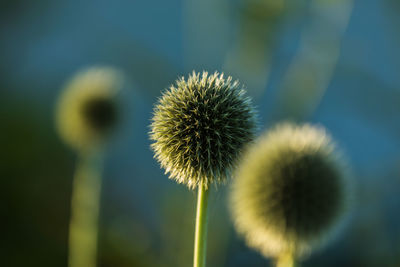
150, 71, 257, 189
230, 123, 350, 258
56, 67, 123, 151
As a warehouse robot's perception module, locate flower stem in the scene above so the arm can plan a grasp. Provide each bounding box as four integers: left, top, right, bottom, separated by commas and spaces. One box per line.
276, 251, 298, 267
68, 148, 104, 267
193, 181, 210, 267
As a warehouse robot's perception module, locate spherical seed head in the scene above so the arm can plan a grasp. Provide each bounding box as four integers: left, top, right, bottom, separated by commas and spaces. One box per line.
56, 67, 123, 151
230, 123, 350, 258
150, 71, 257, 189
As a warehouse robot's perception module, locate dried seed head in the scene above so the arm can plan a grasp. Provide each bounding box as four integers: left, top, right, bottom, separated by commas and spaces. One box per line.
150, 71, 257, 189
56, 67, 123, 151
230, 123, 350, 258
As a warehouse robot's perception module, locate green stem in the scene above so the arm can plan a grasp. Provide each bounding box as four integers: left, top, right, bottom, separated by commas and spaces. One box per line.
68, 149, 104, 267
276, 251, 298, 267
193, 181, 210, 267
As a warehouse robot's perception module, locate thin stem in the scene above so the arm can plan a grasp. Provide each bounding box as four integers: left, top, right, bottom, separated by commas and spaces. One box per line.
68, 148, 104, 267
193, 181, 210, 267
276, 251, 298, 267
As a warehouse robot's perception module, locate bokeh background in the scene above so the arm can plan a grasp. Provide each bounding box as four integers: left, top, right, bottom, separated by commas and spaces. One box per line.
1, 0, 400, 266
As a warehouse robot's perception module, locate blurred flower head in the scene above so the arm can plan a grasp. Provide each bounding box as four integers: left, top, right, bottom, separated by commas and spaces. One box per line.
230, 123, 351, 258
56, 67, 123, 151
150, 71, 257, 189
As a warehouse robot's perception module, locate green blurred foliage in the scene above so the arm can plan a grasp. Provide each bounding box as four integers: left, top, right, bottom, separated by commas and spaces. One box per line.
1, 93, 72, 266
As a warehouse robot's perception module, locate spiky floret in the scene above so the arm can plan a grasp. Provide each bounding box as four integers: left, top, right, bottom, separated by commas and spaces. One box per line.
230, 123, 350, 258
56, 67, 123, 151
150, 71, 257, 189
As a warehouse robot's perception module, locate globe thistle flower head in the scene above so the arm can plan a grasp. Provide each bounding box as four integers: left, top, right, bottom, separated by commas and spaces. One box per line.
230, 123, 350, 258
150, 71, 257, 189
56, 67, 123, 151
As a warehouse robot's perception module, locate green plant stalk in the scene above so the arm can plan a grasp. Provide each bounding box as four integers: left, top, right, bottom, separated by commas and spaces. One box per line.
193, 181, 210, 267
68, 148, 104, 267
276, 251, 298, 267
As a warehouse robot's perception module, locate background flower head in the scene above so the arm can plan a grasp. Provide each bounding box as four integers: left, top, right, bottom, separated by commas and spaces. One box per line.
230, 123, 351, 258
56, 67, 123, 151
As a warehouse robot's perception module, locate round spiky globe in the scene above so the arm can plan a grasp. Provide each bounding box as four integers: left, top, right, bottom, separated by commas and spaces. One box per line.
230, 123, 350, 258
150, 71, 257, 189
56, 67, 123, 150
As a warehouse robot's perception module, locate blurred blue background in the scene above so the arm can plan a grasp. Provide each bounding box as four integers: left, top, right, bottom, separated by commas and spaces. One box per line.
1, 0, 400, 266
